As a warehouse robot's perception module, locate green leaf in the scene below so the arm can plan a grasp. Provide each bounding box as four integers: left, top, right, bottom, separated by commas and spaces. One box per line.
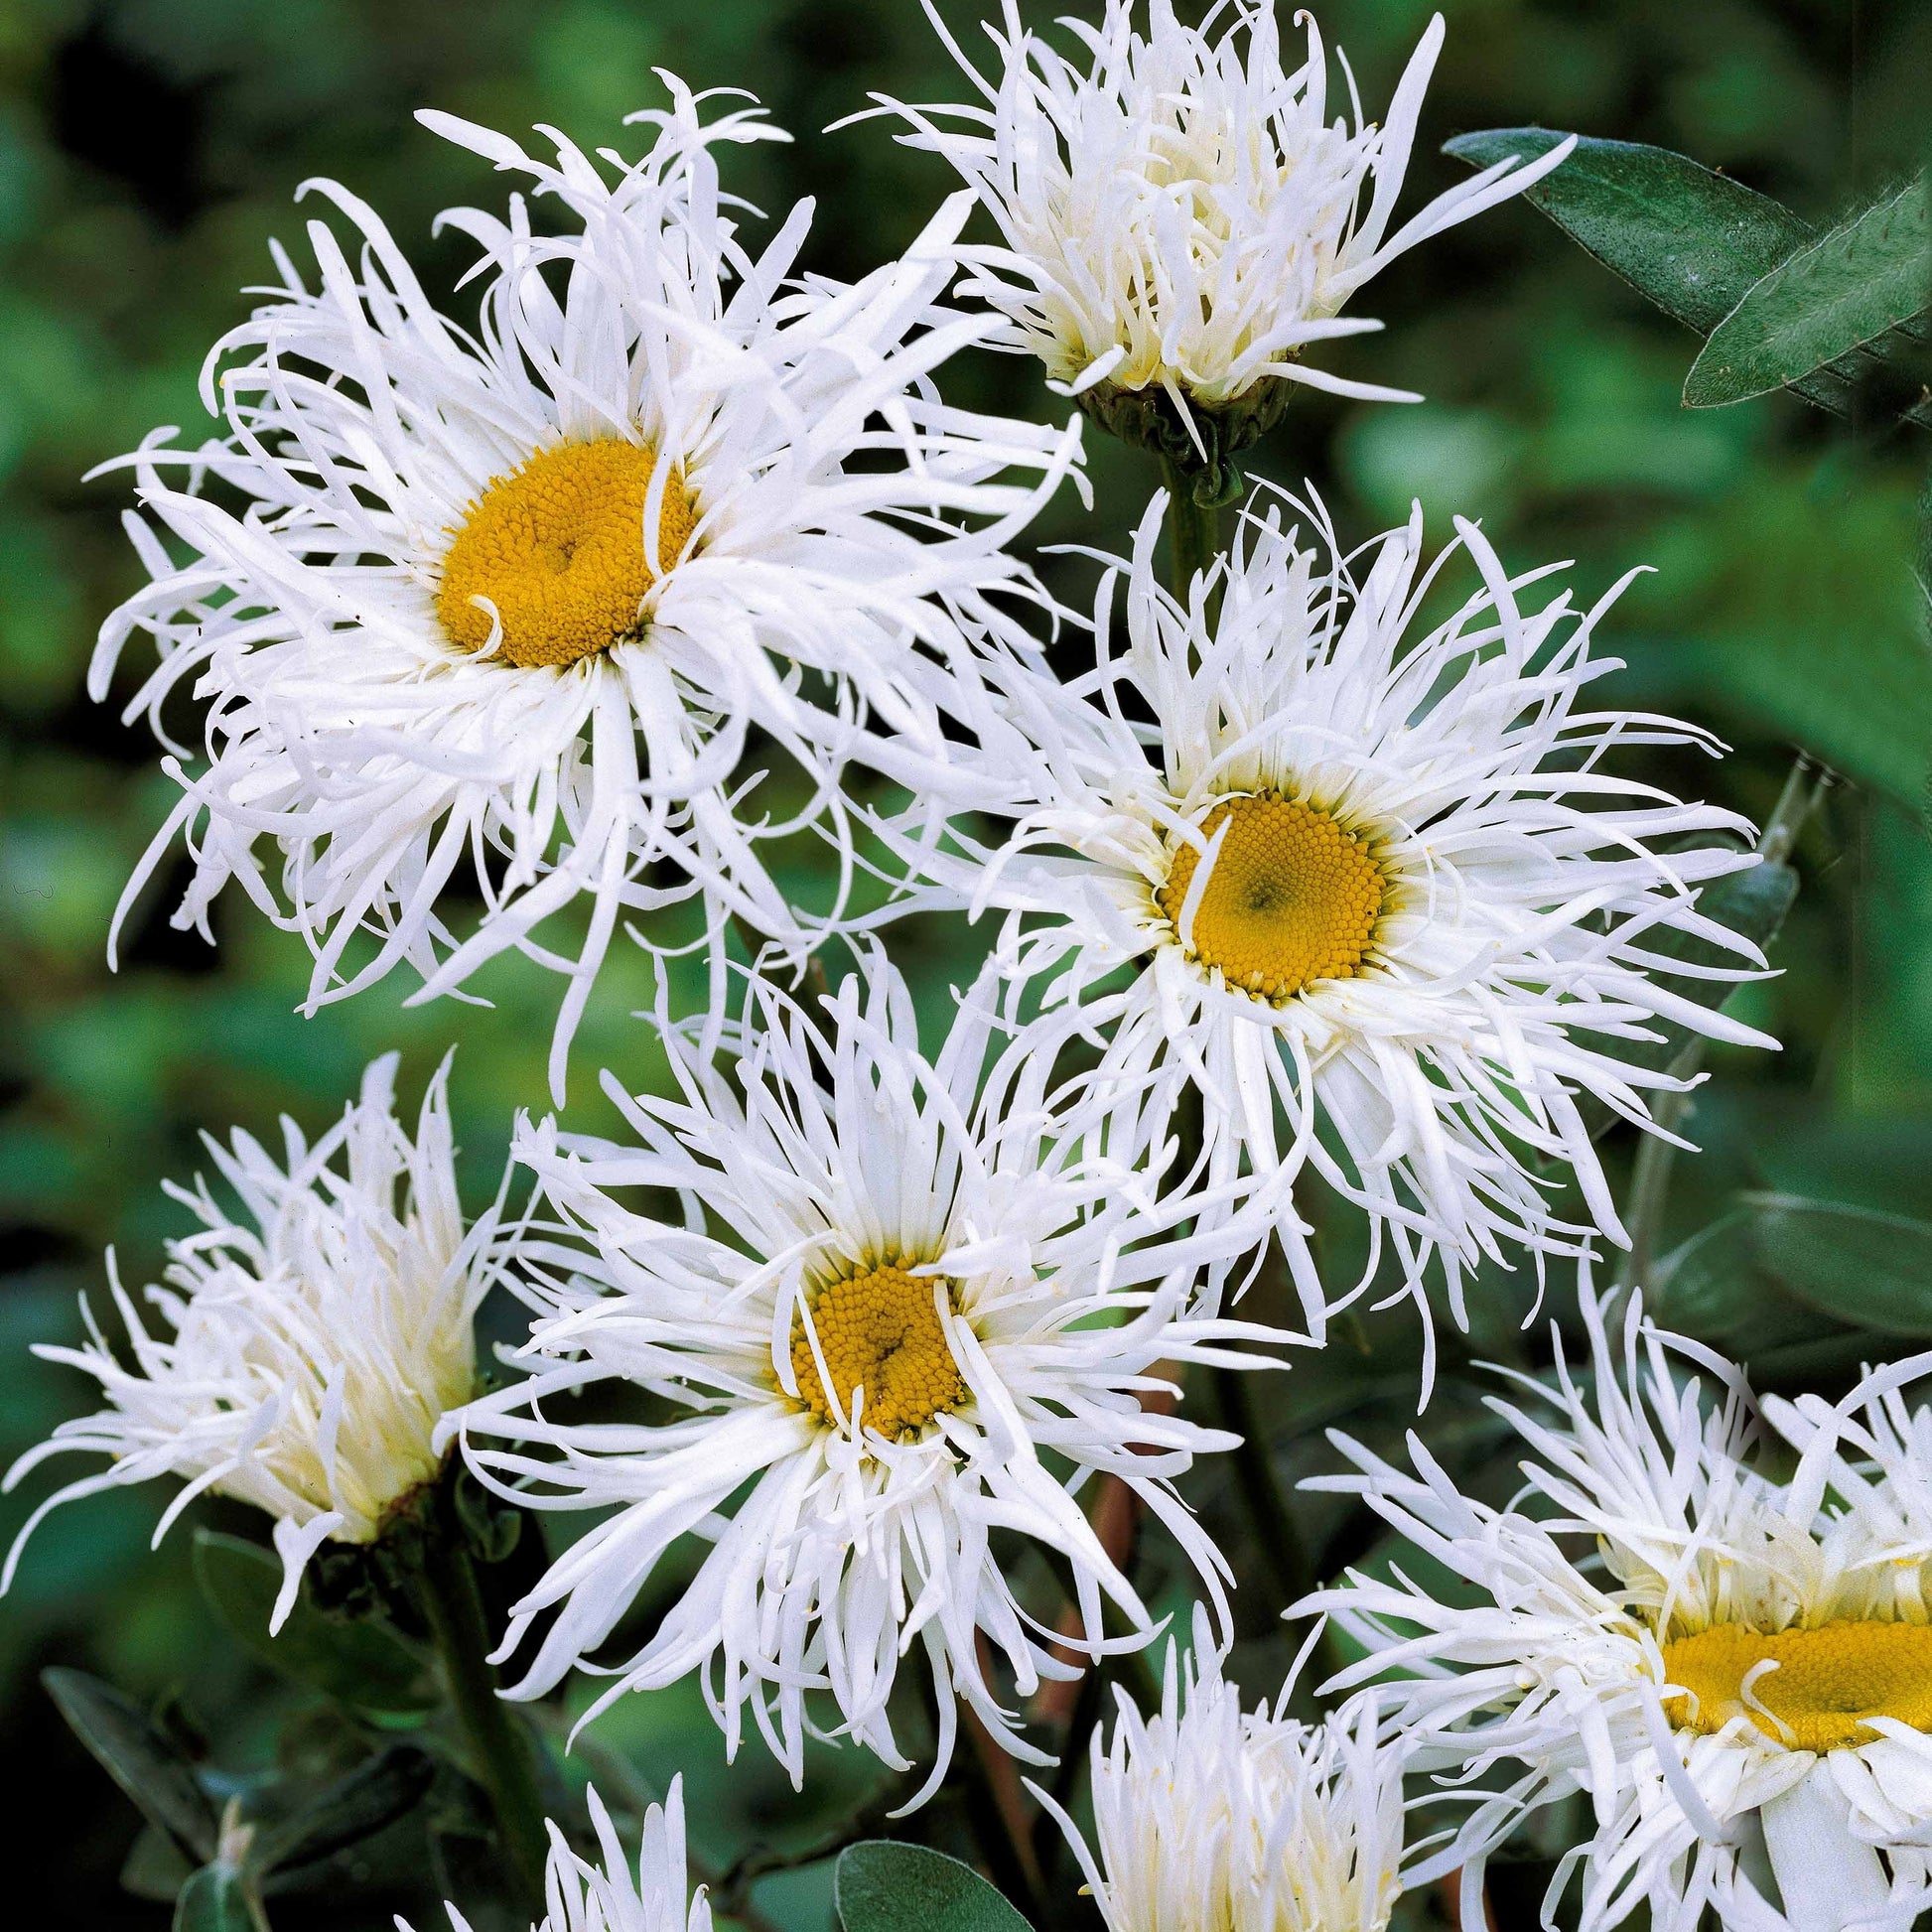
835, 1843, 1034, 1932
193, 1531, 438, 1720
1443, 129, 1813, 336
173, 1862, 267, 1932
1686, 177, 1931, 407
255, 1744, 436, 1881
121, 1824, 197, 1903
43, 1668, 218, 1865
1732, 1193, 1932, 1335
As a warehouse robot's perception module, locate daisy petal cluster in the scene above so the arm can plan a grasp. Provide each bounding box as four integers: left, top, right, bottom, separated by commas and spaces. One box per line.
418, 1779, 710, 1932
94, 79, 1082, 1099
1035, 1608, 1416, 1932
451, 954, 1288, 1799
873, 2, 1570, 421
1305, 1281, 1932, 1932
2, 1053, 502, 1628
927, 487, 1766, 1354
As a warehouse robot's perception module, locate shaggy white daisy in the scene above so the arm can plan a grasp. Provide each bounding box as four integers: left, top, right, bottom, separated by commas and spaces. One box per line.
2, 1053, 503, 1630
870, 2, 1569, 455
412, 1779, 709, 1932
1304, 1283, 1932, 1932
93, 78, 1082, 1101
917, 488, 1768, 1354
451, 954, 1287, 1803
1033, 1608, 1419, 1932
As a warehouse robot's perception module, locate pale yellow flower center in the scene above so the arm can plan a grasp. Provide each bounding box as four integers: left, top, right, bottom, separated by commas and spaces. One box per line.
1158, 792, 1385, 1002
790, 1260, 969, 1441
436, 438, 696, 668
1663, 1620, 1932, 1752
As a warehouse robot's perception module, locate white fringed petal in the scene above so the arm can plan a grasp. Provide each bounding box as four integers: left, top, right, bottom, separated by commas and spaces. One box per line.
452, 954, 1289, 1793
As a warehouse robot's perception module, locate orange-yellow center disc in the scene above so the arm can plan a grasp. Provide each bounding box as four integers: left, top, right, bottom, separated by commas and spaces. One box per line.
1157, 792, 1384, 1002
436, 438, 696, 668
790, 1260, 969, 1441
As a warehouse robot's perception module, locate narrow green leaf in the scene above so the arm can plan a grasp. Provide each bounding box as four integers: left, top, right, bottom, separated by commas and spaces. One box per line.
1734, 1193, 1932, 1336
1687, 177, 1931, 407
1443, 129, 1813, 336
835, 1843, 1034, 1932
193, 1530, 438, 1719
255, 1744, 436, 1880
43, 1668, 217, 1865
173, 1862, 266, 1932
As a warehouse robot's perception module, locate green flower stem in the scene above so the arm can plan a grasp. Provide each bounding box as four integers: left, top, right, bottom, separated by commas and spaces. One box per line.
1620, 756, 1830, 1290
1161, 456, 1223, 606
415, 1487, 551, 1919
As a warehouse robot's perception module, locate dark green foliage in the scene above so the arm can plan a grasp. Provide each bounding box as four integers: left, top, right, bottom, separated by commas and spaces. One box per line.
836, 1842, 1035, 1932
193, 1533, 439, 1721
1441, 129, 1814, 337
1685, 176, 1931, 408
44, 1667, 219, 1866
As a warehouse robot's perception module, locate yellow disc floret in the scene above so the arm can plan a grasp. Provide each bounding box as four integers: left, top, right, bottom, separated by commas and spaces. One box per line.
1157, 791, 1385, 1002
436, 438, 696, 669
789, 1258, 969, 1442
1663, 1620, 1932, 1752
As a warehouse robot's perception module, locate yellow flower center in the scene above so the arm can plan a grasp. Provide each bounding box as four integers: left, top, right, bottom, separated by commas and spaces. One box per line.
435, 438, 696, 668
1156, 792, 1385, 1002
1663, 1620, 1932, 1752
789, 1259, 969, 1442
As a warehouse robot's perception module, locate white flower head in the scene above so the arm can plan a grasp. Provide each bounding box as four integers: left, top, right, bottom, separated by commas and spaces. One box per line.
453, 952, 1288, 1803
1305, 1277, 1932, 1932
926, 486, 1768, 1364
94, 77, 1083, 1100
3, 1053, 503, 1630
1035, 1607, 1412, 1932
412, 1779, 710, 1932
872, 2, 1571, 412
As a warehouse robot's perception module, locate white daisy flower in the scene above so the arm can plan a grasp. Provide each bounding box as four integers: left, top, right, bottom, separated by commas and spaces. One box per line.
1304, 1280, 1932, 1932
870, 1, 1569, 471
918, 487, 1768, 1354
2, 1053, 504, 1630
452, 954, 1287, 1803
1034, 1608, 1416, 1932
411, 1778, 710, 1932
93, 78, 1082, 1100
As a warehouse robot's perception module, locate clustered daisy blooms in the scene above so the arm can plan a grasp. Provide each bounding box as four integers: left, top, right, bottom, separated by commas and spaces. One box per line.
93, 80, 1081, 1100
927, 488, 1766, 1353
415, 1779, 710, 1932
451, 954, 1289, 1801
1305, 1283, 1932, 1932
872, 1, 1571, 459
1034, 1608, 1419, 1932
2, 1052, 502, 1628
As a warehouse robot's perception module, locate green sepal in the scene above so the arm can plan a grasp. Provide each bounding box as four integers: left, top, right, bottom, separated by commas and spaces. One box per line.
43, 1667, 218, 1866
193, 1529, 438, 1720
1685, 176, 1931, 408
1077, 375, 1294, 505
835, 1841, 1034, 1932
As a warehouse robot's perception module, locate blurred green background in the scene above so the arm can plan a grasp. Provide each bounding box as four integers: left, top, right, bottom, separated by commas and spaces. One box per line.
1, 0, 1928, 1925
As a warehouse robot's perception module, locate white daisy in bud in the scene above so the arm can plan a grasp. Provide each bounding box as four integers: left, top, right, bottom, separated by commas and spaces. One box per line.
870, 1, 1569, 471
93, 80, 1082, 1102
452, 954, 1286, 1803
412, 1778, 709, 1932
1034, 1607, 1417, 1932
923, 487, 1767, 1356
2, 1054, 504, 1630
1303, 1281, 1932, 1932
